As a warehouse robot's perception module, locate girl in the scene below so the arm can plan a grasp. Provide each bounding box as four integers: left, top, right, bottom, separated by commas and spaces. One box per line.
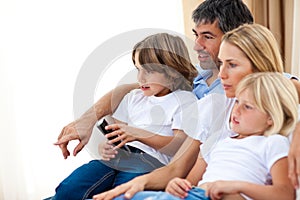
52, 33, 198, 200
164, 72, 298, 200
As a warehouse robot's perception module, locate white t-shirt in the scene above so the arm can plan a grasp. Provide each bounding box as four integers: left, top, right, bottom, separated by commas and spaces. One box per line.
198, 134, 290, 200
173, 93, 236, 156
113, 89, 197, 165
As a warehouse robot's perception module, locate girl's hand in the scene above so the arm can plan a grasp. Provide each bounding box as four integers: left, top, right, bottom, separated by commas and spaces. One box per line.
98, 141, 118, 161
165, 177, 192, 198
105, 124, 137, 149
205, 180, 239, 200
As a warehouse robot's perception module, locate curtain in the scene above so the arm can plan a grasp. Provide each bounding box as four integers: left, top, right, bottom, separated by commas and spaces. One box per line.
291, 0, 300, 77
243, 0, 295, 75
181, 0, 299, 77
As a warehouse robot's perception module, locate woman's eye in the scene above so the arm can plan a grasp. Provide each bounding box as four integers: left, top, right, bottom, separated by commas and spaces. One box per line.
229, 63, 237, 68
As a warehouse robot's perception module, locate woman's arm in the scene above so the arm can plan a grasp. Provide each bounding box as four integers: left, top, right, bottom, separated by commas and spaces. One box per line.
288, 121, 300, 188
205, 157, 295, 200
92, 137, 201, 200
54, 83, 139, 159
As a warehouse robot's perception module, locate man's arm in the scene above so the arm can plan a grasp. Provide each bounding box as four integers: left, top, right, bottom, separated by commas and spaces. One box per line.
55, 83, 139, 159
92, 137, 201, 200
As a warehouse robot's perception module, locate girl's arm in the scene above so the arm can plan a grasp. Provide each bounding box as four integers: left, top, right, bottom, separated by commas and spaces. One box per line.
205, 157, 295, 200
165, 156, 207, 198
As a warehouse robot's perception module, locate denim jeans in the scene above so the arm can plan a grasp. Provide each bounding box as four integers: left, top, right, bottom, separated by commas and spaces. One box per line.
52, 149, 164, 200
113, 187, 210, 200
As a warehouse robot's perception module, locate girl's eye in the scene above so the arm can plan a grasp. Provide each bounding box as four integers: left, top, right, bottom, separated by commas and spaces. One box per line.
244, 104, 253, 110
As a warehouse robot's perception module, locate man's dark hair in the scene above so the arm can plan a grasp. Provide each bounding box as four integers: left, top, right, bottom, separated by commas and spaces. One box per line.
192, 0, 253, 33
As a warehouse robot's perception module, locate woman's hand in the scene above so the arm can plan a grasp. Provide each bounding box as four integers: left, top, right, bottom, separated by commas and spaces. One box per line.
165, 177, 192, 199
92, 176, 147, 200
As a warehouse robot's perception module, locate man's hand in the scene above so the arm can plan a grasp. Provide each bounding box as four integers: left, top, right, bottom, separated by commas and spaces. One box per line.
92, 176, 146, 200
54, 117, 95, 159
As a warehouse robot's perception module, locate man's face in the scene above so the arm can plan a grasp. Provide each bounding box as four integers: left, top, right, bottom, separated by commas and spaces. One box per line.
192, 20, 224, 70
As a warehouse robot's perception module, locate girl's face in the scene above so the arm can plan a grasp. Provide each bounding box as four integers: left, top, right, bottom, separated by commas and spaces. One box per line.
135, 52, 171, 97
218, 41, 254, 98
230, 89, 273, 137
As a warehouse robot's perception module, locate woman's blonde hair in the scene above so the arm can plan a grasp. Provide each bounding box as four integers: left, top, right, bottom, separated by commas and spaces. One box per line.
132, 33, 198, 91
222, 24, 284, 73
236, 72, 298, 136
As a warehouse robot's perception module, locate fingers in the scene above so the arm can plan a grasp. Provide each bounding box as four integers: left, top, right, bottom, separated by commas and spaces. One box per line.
73, 141, 85, 156
166, 178, 192, 199
59, 143, 70, 159
100, 143, 118, 161
54, 124, 82, 159
93, 183, 137, 200
288, 144, 300, 189
54, 133, 80, 145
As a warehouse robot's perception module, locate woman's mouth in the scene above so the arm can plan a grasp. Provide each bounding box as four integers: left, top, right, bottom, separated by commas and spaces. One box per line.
222, 84, 232, 90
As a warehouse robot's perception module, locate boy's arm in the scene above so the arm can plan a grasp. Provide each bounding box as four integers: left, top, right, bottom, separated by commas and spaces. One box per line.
54, 83, 139, 159
105, 125, 188, 156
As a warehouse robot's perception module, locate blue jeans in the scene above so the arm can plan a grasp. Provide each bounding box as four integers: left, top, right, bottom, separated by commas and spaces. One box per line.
52, 149, 164, 200
113, 187, 210, 200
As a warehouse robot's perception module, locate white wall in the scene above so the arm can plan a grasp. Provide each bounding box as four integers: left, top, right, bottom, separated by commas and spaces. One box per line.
0, 1, 184, 199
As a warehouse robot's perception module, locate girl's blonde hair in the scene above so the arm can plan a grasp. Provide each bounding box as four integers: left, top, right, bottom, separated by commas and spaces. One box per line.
132, 33, 198, 91
236, 72, 298, 136
222, 24, 284, 73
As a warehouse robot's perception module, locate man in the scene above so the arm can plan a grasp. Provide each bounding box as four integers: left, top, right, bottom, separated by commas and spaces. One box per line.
54, 0, 300, 199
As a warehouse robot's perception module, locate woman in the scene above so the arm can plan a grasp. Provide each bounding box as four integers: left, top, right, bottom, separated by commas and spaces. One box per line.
92, 23, 299, 200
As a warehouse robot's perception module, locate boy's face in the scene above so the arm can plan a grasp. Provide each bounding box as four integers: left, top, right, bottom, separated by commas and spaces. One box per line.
192, 20, 224, 70
135, 52, 171, 97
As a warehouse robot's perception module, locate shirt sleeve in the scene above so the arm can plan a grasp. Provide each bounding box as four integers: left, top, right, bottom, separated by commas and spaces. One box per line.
173, 93, 228, 142
112, 91, 132, 123
265, 135, 290, 171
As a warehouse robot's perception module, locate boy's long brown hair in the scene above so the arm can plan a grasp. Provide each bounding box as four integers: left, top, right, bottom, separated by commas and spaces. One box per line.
132, 33, 198, 91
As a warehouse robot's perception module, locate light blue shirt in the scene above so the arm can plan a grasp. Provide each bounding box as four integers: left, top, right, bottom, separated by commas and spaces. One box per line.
192, 65, 224, 99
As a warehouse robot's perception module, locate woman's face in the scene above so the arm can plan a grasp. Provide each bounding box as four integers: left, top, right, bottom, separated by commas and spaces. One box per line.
218, 41, 254, 98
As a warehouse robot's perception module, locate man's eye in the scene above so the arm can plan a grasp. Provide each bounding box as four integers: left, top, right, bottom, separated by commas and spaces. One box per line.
204, 35, 214, 39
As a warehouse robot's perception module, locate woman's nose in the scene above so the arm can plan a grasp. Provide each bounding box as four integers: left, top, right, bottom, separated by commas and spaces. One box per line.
218, 64, 227, 79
